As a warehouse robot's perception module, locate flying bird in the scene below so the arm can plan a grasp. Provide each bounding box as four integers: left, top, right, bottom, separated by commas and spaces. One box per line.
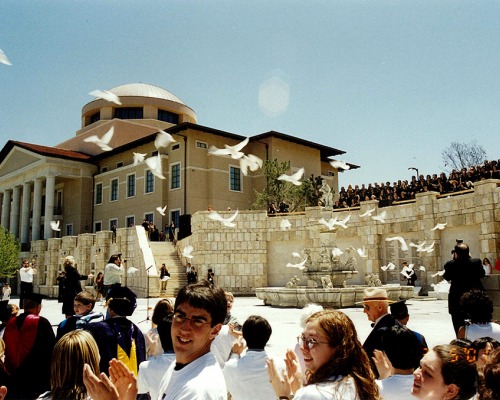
416, 241, 435, 253
50, 220, 60, 231
333, 214, 351, 229
145, 154, 165, 179
154, 130, 177, 149
386, 236, 409, 252
359, 208, 376, 217
182, 245, 194, 259
127, 266, 139, 274
419, 266, 426, 271
431, 222, 447, 231
372, 210, 387, 223
133, 152, 147, 166
89, 89, 122, 105
208, 209, 239, 227
280, 218, 291, 231
318, 217, 337, 231
431, 270, 446, 277
0, 49, 12, 66
331, 247, 343, 257
286, 258, 307, 270
357, 247, 368, 258
381, 262, 396, 271
208, 137, 249, 159
410, 241, 427, 251
83, 126, 114, 151
292, 251, 302, 258
329, 160, 350, 170
156, 205, 167, 216
277, 168, 304, 186
240, 154, 263, 176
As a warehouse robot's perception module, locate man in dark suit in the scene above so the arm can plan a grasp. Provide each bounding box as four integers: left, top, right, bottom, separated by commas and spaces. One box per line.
358, 287, 397, 377
443, 242, 485, 335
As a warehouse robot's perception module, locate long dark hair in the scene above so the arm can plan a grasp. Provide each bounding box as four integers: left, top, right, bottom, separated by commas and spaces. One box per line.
305, 310, 379, 399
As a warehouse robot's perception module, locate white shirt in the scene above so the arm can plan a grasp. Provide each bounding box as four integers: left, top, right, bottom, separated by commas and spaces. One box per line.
377, 374, 414, 400
138, 353, 176, 400
211, 325, 236, 368
223, 350, 277, 400
465, 322, 500, 341
157, 351, 226, 400
103, 262, 124, 285
293, 375, 359, 400
2, 287, 11, 300
19, 267, 35, 283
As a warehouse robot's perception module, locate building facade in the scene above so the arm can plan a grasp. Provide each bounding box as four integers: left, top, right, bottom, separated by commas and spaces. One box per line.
0, 83, 349, 247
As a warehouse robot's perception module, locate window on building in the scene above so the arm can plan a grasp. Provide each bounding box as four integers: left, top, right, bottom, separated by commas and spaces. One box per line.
171, 210, 180, 229
66, 224, 73, 236
126, 216, 135, 227
145, 170, 154, 193
196, 141, 208, 149
117, 161, 123, 168
115, 107, 143, 119
172, 143, 180, 150
230, 166, 242, 192
158, 109, 179, 124
109, 219, 118, 230
110, 178, 118, 201
101, 166, 108, 173
55, 190, 63, 215
144, 213, 154, 223
94, 221, 102, 232
171, 163, 181, 189
327, 171, 335, 177
89, 111, 100, 124
127, 174, 136, 197
95, 183, 103, 205
152, 150, 158, 156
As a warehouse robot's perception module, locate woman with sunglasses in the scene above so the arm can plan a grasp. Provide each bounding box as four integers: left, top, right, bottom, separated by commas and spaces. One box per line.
267, 309, 379, 399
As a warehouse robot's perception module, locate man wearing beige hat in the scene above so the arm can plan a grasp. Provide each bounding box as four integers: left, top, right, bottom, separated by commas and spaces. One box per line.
358, 287, 398, 377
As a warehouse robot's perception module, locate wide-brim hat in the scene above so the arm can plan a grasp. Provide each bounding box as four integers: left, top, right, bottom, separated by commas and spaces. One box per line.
355, 287, 395, 304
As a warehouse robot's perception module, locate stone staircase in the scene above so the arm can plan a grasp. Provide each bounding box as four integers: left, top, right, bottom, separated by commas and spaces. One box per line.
149, 241, 187, 298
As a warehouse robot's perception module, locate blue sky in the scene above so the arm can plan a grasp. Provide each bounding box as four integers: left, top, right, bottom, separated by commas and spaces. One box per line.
1, 1, 498, 188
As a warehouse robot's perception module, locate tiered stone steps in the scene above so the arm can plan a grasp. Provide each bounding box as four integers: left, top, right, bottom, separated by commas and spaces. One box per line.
149, 241, 187, 298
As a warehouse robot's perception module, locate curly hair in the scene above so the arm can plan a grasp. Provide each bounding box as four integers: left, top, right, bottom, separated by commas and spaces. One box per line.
305, 310, 379, 399
481, 348, 500, 400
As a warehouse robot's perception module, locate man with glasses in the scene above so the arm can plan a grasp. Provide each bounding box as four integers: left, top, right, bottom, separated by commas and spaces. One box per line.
158, 281, 228, 399
356, 287, 397, 377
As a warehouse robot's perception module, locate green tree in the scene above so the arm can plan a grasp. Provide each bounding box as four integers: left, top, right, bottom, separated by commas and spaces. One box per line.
253, 159, 327, 211
0, 227, 21, 278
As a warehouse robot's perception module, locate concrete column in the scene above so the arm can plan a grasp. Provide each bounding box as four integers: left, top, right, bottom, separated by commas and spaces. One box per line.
10, 186, 21, 239
20, 181, 32, 244
1, 190, 11, 229
43, 175, 55, 239
32, 178, 43, 240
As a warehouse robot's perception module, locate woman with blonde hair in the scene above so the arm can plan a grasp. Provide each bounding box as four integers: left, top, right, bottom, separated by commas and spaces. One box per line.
268, 309, 379, 399
37, 330, 100, 400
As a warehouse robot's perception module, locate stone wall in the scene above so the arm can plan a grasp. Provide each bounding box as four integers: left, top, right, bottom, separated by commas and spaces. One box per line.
22, 179, 499, 301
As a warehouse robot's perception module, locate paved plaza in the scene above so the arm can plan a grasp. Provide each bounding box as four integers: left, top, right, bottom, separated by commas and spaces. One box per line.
21, 287, 456, 358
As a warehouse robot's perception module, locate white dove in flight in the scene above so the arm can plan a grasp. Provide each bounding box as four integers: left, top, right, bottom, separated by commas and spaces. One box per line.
277, 168, 304, 186
329, 160, 350, 170
156, 205, 167, 216
154, 130, 177, 149
359, 208, 376, 217
133, 152, 147, 166
331, 247, 343, 257
145, 154, 165, 179
127, 266, 139, 274
292, 251, 302, 258
182, 245, 194, 259
333, 214, 351, 229
318, 217, 337, 231
431, 222, 447, 231
381, 262, 396, 271
89, 90, 122, 105
240, 154, 263, 176
372, 210, 387, 223
416, 241, 435, 253
431, 270, 446, 278
0, 49, 12, 65
208, 210, 239, 227
280, 218, 292, 231
50, 220, 60, 231
357, 247, 368, 258
208, 137, 249, 159
419, 266, 426, 271
83, 126, 114, 151
286, 257, 307, 270
410, 241, 427, 251
385, 236, 409, 252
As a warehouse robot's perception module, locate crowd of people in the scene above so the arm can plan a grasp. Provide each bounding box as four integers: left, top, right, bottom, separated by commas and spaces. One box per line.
336, 159, 500, 209
0, 242, 498, 399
